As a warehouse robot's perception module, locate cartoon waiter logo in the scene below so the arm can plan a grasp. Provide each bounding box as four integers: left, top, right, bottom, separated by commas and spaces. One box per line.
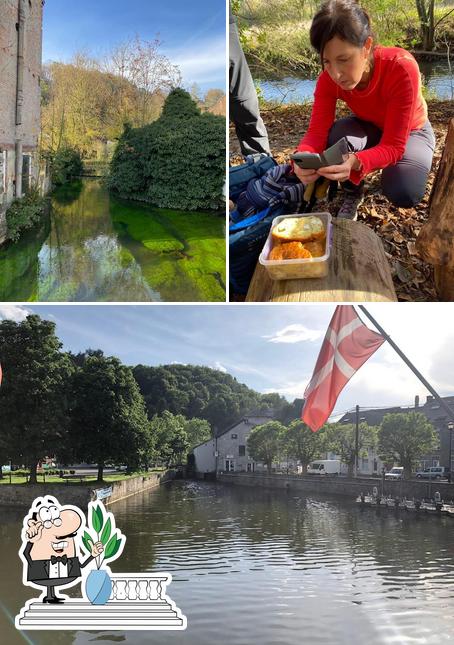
16, 496, 187, 630
22, 496, 104, 604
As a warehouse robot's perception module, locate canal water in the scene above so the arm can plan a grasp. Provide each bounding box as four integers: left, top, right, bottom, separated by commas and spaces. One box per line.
0, 180, 226, 302
259, 59, 454, 104
2, 480, 454, 644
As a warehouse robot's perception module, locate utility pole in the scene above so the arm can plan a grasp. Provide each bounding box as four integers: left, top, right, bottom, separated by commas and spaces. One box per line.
448, 422, 453, 483
354, 405, 359, 478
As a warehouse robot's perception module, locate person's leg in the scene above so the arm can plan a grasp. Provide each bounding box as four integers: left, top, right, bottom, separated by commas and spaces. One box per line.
229, 20, 270, 157
326, 117, 382, 219
381, 121, 435, 207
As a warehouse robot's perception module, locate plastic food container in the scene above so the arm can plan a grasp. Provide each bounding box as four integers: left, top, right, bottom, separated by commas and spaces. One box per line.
259, 212, 332, 280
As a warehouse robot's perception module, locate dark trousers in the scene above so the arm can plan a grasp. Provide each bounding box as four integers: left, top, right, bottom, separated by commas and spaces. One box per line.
229, 18, 270, 156
327, 117, 436, 207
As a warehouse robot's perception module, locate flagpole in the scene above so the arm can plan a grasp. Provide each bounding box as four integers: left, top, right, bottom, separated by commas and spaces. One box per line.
354, 404, 359, 478
357, 305, 454, 423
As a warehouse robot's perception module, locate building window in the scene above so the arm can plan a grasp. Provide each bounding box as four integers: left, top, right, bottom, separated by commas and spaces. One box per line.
225, 459, 235, 472
0, 150, 6, 195
231, 433, 238, 439
239, 445, 245, 456
247, 462, 252, 472
22, 154, 32, 194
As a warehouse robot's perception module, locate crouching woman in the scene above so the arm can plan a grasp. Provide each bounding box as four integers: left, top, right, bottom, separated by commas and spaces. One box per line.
293, 0, 435, 219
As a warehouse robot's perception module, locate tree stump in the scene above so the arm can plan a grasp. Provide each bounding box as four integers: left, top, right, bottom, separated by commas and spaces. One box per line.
417, 118, 454, 300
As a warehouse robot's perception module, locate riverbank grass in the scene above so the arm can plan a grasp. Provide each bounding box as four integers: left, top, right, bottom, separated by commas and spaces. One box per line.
239, 0, 454, 74
0, 469, 164, 485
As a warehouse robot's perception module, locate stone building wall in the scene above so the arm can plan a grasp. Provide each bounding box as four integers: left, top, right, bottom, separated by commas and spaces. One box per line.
0, 0, 44, 243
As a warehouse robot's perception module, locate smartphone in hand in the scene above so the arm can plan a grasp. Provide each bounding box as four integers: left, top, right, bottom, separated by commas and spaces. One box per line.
291, 137, 349, 170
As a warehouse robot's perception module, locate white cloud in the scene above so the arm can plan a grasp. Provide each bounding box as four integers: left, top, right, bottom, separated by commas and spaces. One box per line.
263, 379, 309, 399
264, 324, 323, 344
0, 305, 30, 322
214, 361, 227, 373
165, 35, 225, 86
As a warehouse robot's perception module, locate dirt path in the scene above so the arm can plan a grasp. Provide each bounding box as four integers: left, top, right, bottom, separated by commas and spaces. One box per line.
230, 100, 452, 301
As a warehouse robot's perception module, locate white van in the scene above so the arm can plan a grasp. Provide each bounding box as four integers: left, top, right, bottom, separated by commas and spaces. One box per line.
307, 460, 343, 475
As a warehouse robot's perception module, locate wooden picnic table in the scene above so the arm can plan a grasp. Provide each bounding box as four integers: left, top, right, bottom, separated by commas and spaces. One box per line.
246, 218, 397, 302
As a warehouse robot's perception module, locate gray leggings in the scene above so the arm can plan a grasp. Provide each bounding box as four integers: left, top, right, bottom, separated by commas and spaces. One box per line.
327, 117, 436, 207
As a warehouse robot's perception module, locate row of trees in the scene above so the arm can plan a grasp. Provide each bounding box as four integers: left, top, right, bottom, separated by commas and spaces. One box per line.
0, 315, 290, 483
235, 0, 454, 77
41, 39, 225, 159
248, 413, 438, 478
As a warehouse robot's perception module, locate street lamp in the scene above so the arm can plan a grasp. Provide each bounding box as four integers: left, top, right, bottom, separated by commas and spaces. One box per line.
448, 422, 454, 483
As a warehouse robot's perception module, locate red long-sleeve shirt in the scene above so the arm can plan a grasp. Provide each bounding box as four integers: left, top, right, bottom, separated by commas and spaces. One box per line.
296, 46, 428, 184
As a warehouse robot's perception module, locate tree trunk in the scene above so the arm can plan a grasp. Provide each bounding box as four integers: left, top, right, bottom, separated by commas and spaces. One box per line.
416, 0, 435, 52
347, 462, 354, 478
267, 462, 272, 474
302, 462, 308, 475
97, 462, 104, 482
0, 461, 3, 480
29, 461, 38, 484
417, 118, 454, 299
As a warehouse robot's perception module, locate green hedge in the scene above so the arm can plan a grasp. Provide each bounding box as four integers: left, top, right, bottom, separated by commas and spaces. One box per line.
6, 190, 49, 242
108, 88, 225, 211
52, 147, 83, 186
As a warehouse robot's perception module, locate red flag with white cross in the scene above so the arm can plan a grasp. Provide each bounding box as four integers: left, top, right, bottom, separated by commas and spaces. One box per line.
302, 306, 385, 432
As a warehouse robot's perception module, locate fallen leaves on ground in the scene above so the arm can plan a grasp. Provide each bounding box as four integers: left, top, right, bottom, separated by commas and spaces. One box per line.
230, 99, 451, 301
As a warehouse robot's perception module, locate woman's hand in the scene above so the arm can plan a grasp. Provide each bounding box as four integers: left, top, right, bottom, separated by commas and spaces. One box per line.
317, 153, 360, 182
292, 163, 319, 185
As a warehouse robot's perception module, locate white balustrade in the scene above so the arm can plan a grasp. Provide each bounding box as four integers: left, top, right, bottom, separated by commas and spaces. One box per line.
109, 574, 169, 602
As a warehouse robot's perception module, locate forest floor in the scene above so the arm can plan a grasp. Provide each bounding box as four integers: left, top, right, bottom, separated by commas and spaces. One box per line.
230, 99, 453, 302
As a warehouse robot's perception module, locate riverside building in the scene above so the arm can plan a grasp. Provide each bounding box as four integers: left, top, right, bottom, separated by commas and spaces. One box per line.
0, 0, 45, 242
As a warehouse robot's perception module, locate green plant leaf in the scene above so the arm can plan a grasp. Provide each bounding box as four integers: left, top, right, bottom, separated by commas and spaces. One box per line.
104, 533, 122, 560
92, 505, 102, 533
108, 537, 123, 560
82, 531, 93, 554
95, 505, 104, 532
100, 517, 112, 545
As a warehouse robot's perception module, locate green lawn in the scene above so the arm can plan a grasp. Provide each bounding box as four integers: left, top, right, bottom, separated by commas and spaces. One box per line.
0, 470, 165, 485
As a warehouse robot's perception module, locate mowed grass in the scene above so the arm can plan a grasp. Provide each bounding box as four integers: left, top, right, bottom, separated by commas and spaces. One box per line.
0, 470, 165, 485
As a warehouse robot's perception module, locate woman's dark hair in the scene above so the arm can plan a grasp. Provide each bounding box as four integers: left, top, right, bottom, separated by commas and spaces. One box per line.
310, 0, 373, 57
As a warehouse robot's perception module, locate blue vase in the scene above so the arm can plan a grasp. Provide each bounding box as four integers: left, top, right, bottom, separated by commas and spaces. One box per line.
85, 569, 112, 605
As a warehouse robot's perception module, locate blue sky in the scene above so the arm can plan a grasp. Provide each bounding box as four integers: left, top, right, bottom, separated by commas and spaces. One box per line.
42, 0, 226, 92
1, 304, 453, 417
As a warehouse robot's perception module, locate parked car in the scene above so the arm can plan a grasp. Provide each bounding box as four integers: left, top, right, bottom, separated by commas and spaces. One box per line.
415, 466, 449, 480
385, 467, 404, 480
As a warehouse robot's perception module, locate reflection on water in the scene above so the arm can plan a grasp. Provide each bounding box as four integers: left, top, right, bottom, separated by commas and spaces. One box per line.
2, 481, 454, 644
0, 180, 225, 302
259, 59, 454, 104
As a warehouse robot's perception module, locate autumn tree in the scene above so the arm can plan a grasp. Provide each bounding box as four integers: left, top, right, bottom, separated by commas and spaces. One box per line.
106, 36, 181, 126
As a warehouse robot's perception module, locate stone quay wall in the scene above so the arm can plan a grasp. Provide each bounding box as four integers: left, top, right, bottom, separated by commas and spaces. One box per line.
217, 472, 454, 500
0, 471, 177, 509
